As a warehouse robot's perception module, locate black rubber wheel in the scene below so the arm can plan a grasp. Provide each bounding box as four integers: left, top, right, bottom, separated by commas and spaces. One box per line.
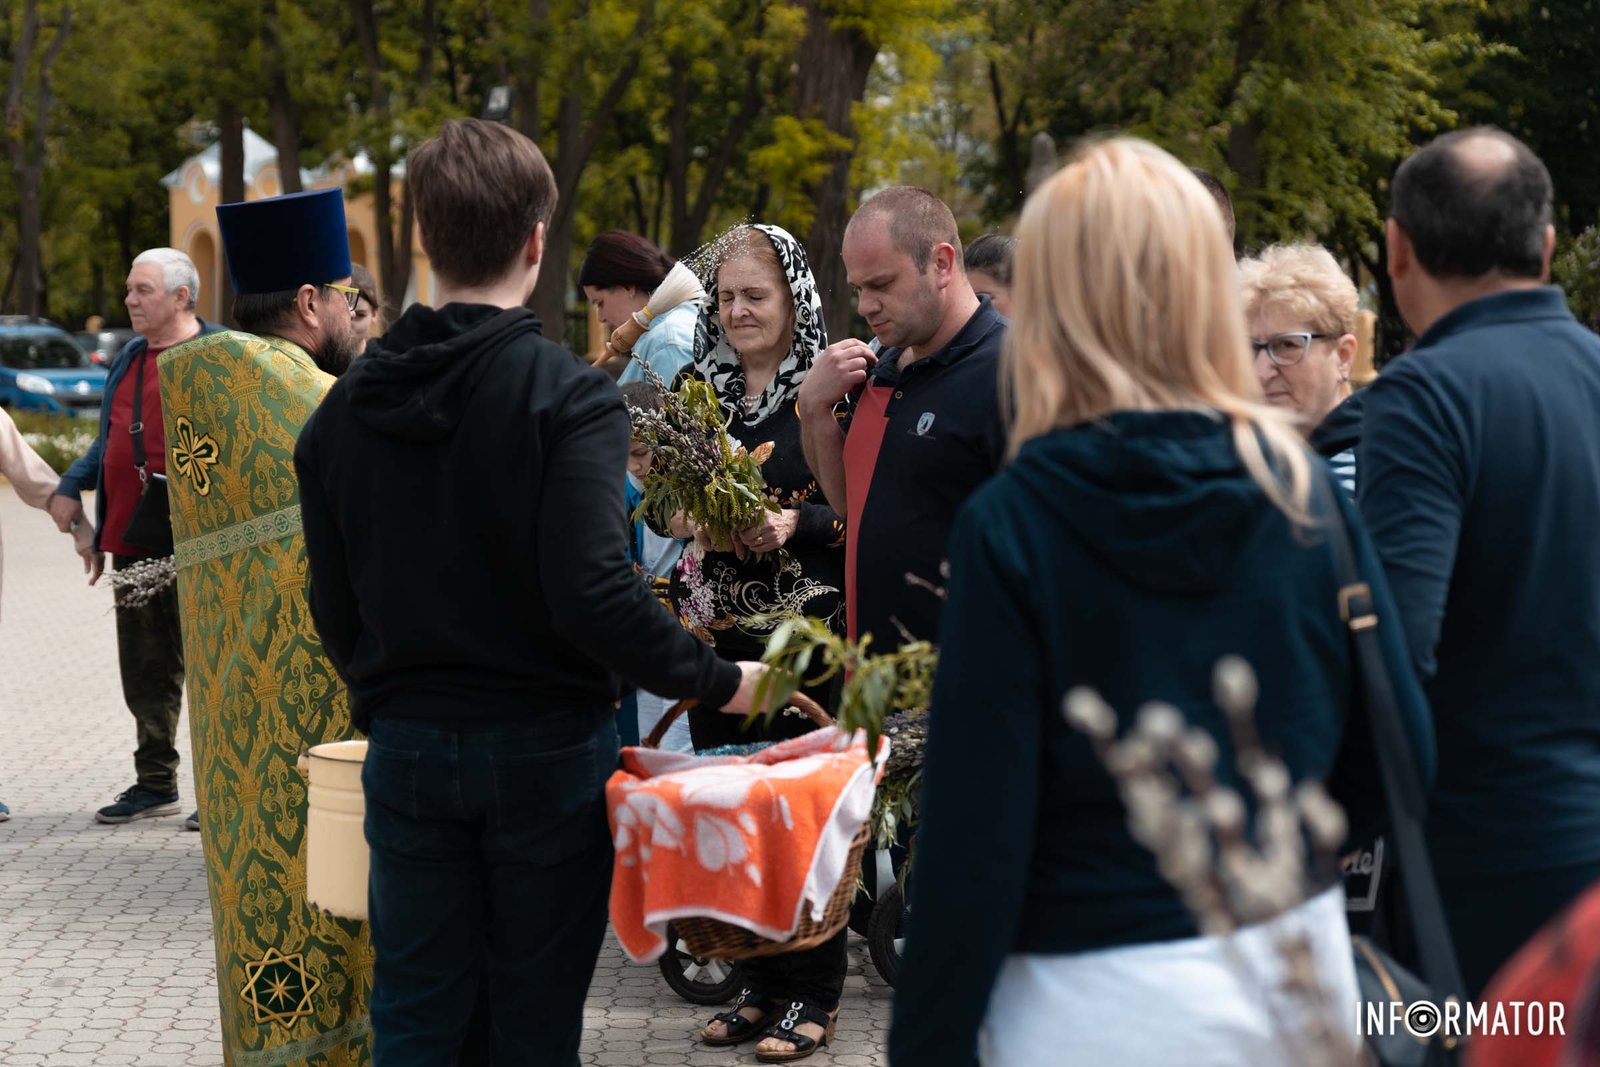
867, 880, 907, 988
657, 924, 745, 1005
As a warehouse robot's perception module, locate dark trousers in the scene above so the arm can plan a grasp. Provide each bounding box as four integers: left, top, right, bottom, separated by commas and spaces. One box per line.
1442, 857, 1600, 997
363, 710, 619, 1067
113, 553, 185, 795
741, 927, 849, 1011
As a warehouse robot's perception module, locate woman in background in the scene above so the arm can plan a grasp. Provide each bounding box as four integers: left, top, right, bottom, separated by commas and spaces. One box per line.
964, 232, 1015, 317
349, 263, 386, 344
1237, 244, 1361, 492
579, 230, 698, 385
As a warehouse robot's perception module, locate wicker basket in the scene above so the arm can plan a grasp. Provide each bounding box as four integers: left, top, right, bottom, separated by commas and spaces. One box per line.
640, 692, 869, 960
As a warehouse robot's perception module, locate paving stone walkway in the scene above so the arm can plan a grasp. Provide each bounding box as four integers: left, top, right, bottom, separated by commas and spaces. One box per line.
0, 489, 892, 1065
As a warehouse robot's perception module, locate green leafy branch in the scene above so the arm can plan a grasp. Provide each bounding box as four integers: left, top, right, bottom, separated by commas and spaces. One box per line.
751, 613, 938, 753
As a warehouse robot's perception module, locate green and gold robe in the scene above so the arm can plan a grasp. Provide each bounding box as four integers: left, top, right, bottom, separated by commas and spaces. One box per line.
157, 330, 371, 1067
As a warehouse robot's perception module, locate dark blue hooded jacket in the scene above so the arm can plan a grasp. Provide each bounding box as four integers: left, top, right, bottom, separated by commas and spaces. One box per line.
889, 409, 1434, 1066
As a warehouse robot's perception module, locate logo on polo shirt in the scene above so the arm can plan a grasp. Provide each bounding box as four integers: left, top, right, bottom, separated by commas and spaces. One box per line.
915, 412, 936, 436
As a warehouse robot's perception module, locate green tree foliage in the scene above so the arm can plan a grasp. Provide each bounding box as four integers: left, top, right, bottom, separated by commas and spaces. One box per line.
0, 0, 1587, 344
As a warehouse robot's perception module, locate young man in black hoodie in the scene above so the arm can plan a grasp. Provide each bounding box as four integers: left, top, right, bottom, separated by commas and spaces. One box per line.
294, 118, 765, 1066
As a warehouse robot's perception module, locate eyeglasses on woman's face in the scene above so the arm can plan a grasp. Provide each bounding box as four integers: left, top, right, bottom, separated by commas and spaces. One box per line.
1249, 331, 1334, 368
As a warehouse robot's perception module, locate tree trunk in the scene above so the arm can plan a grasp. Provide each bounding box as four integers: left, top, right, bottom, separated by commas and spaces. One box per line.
1223, 0, 1274, 247
527, 4, 655, 334
1360, 239, 1407, 365
795, 1, 878, 339
988, 58, 1030, 215
675, 33, 766, 256
2, 0, 69, 320
513, 0, 548, 143
90, 256, 104, 322
628, 175, 649, 236
0, 254, 17, 312
349, 0, 405, 303
262, 0, 303, 194
667, 56, 690, 253
217, 101, 245, 324
388, 0, 435, 304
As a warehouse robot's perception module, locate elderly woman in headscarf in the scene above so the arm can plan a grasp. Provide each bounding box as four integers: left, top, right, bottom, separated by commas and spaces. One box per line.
667, 224, 849, 1063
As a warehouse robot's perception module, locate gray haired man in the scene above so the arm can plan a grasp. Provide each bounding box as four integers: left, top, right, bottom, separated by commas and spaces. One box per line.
48, 248, 224, 828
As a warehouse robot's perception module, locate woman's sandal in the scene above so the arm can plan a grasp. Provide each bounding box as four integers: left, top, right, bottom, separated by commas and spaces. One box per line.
752, 1001, 840, 1063
699, 987, 779, 1047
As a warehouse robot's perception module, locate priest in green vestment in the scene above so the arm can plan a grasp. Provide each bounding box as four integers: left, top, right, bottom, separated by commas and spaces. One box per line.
158, 187, 369, 1067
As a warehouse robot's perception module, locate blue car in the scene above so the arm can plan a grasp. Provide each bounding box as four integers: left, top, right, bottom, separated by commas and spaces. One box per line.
0, 322, 108, 418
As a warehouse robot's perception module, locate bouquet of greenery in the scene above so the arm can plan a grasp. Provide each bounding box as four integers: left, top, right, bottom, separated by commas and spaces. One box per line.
626, 364, 778, 559
754, 615, 940, 849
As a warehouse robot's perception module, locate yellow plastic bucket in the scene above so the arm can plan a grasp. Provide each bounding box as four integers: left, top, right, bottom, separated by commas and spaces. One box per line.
298, 740, 370, 921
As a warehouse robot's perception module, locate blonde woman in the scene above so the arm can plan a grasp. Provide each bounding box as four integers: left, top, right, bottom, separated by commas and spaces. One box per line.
1237, 244, 1361, 491
887, 139, 1435, 1065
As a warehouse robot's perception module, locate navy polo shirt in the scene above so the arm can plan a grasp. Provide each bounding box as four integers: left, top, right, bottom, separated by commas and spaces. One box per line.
841, 300, 1007, 647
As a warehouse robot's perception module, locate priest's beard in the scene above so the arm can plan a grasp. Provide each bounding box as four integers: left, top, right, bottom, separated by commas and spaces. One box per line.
310, 337, 359, 378
310, 309, 363, 378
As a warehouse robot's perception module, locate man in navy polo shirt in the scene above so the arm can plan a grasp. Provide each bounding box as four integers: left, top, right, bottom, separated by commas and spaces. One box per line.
1361, 127, 1600, 994
799, 187, 1007, 649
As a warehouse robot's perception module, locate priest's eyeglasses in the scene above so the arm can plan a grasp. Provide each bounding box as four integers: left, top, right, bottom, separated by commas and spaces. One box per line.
1249, 331, 1334, 368
323, 283, 361, 313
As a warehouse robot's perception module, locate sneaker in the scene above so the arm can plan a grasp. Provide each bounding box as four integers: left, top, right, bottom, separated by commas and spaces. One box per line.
0, 800, 9, 821
183, 811, 200, 832
95, 785, 180, 824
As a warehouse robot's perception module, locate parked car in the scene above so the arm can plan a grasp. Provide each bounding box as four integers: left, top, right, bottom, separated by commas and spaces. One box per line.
74, 328, 137, 367
0, 323, 108, 418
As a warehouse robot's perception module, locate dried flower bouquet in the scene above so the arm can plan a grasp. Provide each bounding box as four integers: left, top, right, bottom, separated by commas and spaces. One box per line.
625, 364, 780, 563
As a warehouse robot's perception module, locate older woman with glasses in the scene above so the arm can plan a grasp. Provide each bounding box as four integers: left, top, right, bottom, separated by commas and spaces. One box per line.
1238, 244, 1362, 490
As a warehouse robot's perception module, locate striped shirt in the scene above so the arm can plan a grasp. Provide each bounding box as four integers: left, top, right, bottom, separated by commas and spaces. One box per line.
1329, 447, 1357, 495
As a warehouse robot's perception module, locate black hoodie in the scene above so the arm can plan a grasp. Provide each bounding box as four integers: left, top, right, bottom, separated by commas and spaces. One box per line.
294, 303, 740, 730
890, 410, 1436, 1066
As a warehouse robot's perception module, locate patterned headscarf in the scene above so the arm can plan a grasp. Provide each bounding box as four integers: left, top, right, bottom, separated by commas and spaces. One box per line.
693, 224, 828, 426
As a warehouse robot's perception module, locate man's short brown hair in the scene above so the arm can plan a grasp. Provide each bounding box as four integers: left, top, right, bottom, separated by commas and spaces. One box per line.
407, 118, 558, 287
847, 186, 960, 273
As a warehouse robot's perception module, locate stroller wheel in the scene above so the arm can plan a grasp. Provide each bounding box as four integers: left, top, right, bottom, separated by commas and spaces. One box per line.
657, 923, 745, 1005
867, 881, 907, 988
850, 845, 899, 936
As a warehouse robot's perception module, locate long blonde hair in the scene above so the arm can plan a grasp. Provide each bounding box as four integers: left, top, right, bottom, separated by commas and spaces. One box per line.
1004, 137, 1314, 523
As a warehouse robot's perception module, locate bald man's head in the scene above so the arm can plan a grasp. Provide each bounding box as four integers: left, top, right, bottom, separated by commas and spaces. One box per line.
846, 187, 961, 273
1391, 126, 1552, 280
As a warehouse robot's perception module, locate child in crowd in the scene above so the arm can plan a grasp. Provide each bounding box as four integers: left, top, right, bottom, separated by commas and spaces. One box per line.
620, 381, 691, 752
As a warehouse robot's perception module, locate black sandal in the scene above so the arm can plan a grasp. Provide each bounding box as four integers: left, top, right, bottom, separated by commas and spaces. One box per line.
753, 1000, 839, 1063
700, 987, 779, 1047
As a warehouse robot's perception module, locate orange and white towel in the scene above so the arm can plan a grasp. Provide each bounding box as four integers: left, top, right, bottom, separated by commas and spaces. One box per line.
606, 727, 888, 963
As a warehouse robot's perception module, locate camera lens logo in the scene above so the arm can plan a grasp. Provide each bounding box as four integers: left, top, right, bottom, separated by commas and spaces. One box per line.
1405, 1001, 1442, 1040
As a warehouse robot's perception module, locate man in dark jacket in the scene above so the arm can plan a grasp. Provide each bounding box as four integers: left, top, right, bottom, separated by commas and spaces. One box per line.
798, 187, 1008, 650
1360, 126, 1600, 994
294, 118, 764, 1066
48, 248, 222, 827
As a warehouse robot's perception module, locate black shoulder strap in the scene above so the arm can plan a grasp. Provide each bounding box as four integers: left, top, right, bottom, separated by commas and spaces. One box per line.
1322, 484, 1466, 1005
129, 346, 150, 478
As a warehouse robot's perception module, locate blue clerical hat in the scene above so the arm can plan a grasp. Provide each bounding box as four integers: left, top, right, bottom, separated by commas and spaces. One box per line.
217, 188, 352, 294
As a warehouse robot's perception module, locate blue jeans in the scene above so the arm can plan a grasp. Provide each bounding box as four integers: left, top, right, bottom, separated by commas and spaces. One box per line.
363, 710, 619, 1066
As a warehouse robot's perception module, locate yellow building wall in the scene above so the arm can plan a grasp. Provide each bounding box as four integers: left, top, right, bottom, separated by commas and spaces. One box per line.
168, 160, 434, 323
